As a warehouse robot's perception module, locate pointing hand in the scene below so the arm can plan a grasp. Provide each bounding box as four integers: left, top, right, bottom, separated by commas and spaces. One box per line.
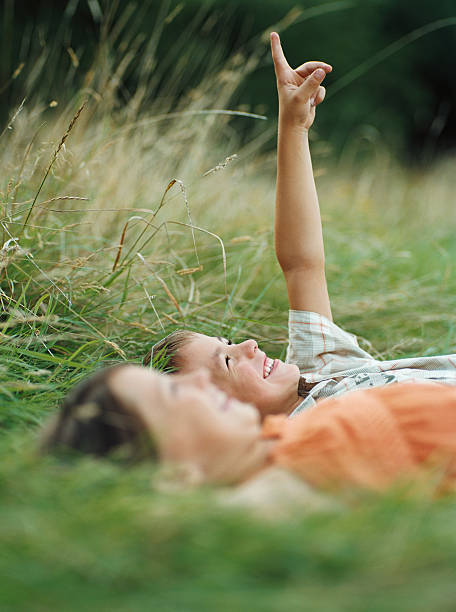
270, 32, 332, 130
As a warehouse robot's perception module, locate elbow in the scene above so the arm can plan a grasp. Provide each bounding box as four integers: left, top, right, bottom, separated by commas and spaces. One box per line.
277, 254, 326, 275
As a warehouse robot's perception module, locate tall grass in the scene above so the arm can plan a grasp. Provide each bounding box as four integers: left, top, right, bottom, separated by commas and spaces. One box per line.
0, 8, 276, 420
2, 4, 456, 610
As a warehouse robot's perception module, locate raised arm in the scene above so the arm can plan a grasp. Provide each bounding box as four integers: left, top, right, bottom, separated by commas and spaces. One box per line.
271, 32, 333, 320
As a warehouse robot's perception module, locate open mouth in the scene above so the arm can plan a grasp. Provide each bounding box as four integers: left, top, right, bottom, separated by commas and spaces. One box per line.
263, 357, 274, 378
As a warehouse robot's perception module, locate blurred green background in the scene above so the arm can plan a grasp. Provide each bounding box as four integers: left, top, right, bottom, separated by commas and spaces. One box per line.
2, 3, 456, 610
2, 0, 456, 163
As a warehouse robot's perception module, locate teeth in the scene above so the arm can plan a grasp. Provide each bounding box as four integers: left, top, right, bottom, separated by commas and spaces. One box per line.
264, 358, 274, 378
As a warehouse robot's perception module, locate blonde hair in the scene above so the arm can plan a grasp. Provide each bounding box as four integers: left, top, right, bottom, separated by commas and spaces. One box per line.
143, 329, 196, 373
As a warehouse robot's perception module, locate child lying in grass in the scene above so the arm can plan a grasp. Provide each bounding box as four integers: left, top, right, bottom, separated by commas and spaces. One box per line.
42, 364, 456, 496
143, 32, 456, 418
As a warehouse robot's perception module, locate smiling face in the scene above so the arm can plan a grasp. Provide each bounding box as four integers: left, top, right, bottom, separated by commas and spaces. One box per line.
176, 333, 302, 417
108, 365, 271, 484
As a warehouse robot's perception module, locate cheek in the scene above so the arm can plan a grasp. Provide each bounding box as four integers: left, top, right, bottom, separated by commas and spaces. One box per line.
164, 421, 218, 464
212, 367, 255, 397
234, 364, 264, 394
188, 422, 245, 475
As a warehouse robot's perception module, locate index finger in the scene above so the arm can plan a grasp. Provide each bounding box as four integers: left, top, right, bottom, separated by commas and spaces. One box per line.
295, 61, 332, 78
270, 32, 290, 82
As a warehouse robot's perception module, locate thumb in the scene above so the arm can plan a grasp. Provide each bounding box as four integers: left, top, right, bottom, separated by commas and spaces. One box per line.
297, 68, 326, 102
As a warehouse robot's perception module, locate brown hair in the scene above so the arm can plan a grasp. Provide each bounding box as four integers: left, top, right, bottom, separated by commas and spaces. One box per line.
40, 364, 157, 463
143, 329, 195, 373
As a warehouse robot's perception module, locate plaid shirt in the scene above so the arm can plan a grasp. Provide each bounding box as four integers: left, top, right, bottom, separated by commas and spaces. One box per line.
287, 310, 456, 416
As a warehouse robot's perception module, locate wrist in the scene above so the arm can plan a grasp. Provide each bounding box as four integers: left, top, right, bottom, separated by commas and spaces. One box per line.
278, 113, 310, 136
279, 109, 311, 134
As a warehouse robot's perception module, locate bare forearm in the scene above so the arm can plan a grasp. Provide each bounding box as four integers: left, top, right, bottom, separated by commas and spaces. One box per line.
275, 119, 325, 272
270, 32, 332, 317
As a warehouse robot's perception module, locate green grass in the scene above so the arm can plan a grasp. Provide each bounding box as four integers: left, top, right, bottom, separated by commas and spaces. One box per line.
2, 8, 456, 611
3, 437, 456, 611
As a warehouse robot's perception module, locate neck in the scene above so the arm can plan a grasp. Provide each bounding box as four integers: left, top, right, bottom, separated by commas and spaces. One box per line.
275, 377, 312, 417
214, 438, 276, 486
237, 439, 277, 483
284, 393, 305, 416
260, 390, 303, 419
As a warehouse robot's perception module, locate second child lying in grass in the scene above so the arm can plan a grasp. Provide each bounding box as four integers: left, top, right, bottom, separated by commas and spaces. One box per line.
42, 365, 456, 499
144, 33, 456, 419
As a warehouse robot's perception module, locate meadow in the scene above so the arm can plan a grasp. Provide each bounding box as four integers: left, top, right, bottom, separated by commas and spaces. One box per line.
2, 13, 456, 611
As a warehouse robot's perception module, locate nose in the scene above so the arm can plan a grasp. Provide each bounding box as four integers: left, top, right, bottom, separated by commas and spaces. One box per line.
238, 339, 258, 358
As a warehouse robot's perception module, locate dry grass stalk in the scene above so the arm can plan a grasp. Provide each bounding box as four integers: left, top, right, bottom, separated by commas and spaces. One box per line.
39, 195, 89, 206
103, 339, 126, 359
112, 179, 179, 272
20, 101, 86, 233
162, 312, 180, 325
141, 283, 165, 331
166, 221, 227, 298
176, 266, 203, 276
154, 274, 183, 318
202, 154, 238, 177
0, 98, 26, 139
112, 218, 132, 272
0, 316, 60, 331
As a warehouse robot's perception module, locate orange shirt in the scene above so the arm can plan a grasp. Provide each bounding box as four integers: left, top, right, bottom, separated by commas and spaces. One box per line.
262, 383, 456, 492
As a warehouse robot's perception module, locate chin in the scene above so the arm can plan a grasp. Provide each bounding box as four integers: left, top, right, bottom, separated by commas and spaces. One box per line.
289, 363, 300, 376
288, 364, 301, 385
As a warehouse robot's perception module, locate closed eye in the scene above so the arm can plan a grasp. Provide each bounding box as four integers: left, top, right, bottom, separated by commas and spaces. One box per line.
216, 336, 233, 371
225, 339, 232, 367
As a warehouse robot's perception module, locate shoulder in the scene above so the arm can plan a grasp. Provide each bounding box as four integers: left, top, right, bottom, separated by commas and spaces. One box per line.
286, 310, 374, 373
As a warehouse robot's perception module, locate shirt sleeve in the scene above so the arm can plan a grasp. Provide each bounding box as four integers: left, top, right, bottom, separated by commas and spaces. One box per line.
286, 310, 375, 379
